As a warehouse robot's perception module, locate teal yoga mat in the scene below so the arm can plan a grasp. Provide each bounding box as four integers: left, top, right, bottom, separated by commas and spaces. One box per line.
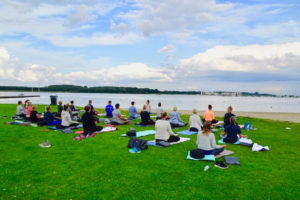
218, 138, 240, 145
186, 151, 215, 161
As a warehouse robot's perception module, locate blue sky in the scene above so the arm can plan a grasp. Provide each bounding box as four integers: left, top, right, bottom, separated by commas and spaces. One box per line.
0, 0, 299, 95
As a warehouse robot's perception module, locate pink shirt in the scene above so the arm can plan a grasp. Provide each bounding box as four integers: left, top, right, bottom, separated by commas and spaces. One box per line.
203, 110, 215, 121
26, 106, 32, 117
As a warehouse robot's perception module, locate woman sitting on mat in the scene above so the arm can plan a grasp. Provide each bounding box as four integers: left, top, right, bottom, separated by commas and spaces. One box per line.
82, 105, 103, 134
140, 105, 155, 125
168, 107, 186, 128
16, 100, 26, 118
224, 106, 235, 127
203, 104, 218, 124
112, 104, 129, 125
43, 105, 61, 126
197, 121, 225, 155
146, 99, 152, 114
30, 105, 43, 123
222, 116, 246, 143
189, 109, 203, 132
60, 105, 79, 128
25, 101, 32, 118
155, 112, 180, 143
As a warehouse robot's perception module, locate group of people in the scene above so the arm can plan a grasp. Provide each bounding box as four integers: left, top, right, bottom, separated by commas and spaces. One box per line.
16, 98, 244, 156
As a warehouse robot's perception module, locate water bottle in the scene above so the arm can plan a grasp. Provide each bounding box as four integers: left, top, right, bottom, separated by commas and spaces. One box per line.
204, 165, 209, 171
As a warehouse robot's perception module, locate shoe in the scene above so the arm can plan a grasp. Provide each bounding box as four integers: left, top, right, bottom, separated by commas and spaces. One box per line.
214, 161, 228, 169
39, 140, 51, 148
129, 147, 141, 153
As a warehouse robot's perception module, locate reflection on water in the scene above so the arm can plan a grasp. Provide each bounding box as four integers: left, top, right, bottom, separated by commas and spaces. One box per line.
0, 91, 299, 113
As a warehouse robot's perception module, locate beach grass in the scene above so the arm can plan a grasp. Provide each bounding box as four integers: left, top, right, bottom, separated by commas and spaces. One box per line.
0, 104, 299, 200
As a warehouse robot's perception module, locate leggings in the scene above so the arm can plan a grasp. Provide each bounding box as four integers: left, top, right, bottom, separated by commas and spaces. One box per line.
223, 137, 238, 143
201, 148, 224, 155
189, 127, 199, 132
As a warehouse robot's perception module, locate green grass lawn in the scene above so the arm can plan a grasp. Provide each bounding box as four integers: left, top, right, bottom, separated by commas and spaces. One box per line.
0, 104, 299, 200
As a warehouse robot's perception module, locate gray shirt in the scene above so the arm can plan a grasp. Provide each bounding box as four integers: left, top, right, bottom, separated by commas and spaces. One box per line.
112, 109, 123, 123
196, 132, 222, 150
156, 107, 163, 117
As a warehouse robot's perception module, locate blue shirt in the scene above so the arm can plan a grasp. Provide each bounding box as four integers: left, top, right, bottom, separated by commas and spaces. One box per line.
105, 104, 114, 117
43, 111, 55, 124
129, 106, 137, 117
225, 124, 241, 140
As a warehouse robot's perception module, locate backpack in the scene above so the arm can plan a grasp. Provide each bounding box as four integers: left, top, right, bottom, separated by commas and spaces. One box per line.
128, 139, 148, 150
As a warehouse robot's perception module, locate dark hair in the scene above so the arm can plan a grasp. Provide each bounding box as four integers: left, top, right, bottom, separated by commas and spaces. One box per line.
108, 100, 112, 104
70, 100, 74, 104
18, 100, 22, 105
131, 101, 135, 105
208, 104, 212, 110
84, 105, 91, 112
161, 112, 167, 118
46, 105, 51, 111
158, 102, 161, 107
63, 105, 69, 111
147, 100, 150, 103
115, 104, 120, 109
89, 100, 92, 104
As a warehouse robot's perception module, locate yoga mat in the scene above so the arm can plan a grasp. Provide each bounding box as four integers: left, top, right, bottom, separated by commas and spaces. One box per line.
147, 137, 190, 147
76, 127, 117, 134
121, 130, 156, 137
218, 138, 240, 145
215, 149, 234, 158
134, 123, 154, 127
186, 151, 215, 161
177, 130, 197, 135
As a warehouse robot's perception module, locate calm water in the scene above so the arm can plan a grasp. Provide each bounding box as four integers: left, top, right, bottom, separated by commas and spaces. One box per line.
0, 91, 299, 113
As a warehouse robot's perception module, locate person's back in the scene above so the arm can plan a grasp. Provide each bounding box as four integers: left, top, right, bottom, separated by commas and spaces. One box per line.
140, 110, 150, 123
225, 124, 241, 141
224, 106, 235, 127
129, 106, 137, 118
189, 114, 202, 131
112, 109, 121, 122
16, 104, 25, 116
57, 104, 63, 116
82, 111, 95, 129
26, 105, 32, 117
204, 110, 214, 121
197, 132, 216, 150
106, 103, 113, 117
155, 119, 172, 141
156, 107, 163, 117
44, 111, 54, 124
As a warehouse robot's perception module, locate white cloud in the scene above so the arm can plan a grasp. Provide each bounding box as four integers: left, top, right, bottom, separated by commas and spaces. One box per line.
178, 42, 300, 75
158, 44, 176, 53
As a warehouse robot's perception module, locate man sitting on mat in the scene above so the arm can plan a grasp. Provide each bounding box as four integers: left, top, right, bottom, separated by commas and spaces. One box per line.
105, 100, 114, 118
203, 104, 218, 124
189, 108, 203, 132
197, 121, 226, 155
155, 112, 180, 144
129, 101, 140, 119
112, 103, 129, 125
140, 105, 154, 125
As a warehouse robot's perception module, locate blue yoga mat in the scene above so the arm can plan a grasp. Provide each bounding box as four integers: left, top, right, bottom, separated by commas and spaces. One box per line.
186, 151, 215, 161
177, 130, 197, 135
121, 130, 156, 137
218, 138, 240, 145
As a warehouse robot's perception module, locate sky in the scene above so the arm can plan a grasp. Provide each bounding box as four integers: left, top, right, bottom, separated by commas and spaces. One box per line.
0, 0, 300, 95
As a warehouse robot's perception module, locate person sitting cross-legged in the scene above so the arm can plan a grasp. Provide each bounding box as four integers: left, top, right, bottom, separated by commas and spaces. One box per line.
59, 105, 79, 129
189, 108, 203, 132
43, 105, 61, 126
197, 121, 226, 155
112, 104, 129, 125
222, 116, 246, 143
140, 105, 155, 125
155, 112, 180, 144
82, 105, 103, 135
30, 105, 43, 123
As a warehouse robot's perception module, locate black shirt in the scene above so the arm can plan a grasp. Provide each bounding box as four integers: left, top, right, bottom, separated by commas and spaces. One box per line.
141, 111, 151, 124
224, 112, 235, 127
30, 111, 39, 122
57, 105, 63, 116
82, 112, 96, 131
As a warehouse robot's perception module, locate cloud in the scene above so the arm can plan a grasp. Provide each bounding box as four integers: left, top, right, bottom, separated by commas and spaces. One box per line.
158, 44, 176, 53
178, 42, 300, 75
0, 46, 174, 85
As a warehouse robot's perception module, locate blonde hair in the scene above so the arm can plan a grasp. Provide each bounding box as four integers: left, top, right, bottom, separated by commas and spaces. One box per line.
193, 108, 197, 114
173, 106, 177, 111
202, 121, 211, 135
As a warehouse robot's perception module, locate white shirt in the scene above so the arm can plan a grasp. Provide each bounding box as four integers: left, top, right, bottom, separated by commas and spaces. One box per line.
156, 107, 163, 117
155, 120, 175, 141
61, 110, 77, 126
16, 105, 25, 115
189, 114, 203, 130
